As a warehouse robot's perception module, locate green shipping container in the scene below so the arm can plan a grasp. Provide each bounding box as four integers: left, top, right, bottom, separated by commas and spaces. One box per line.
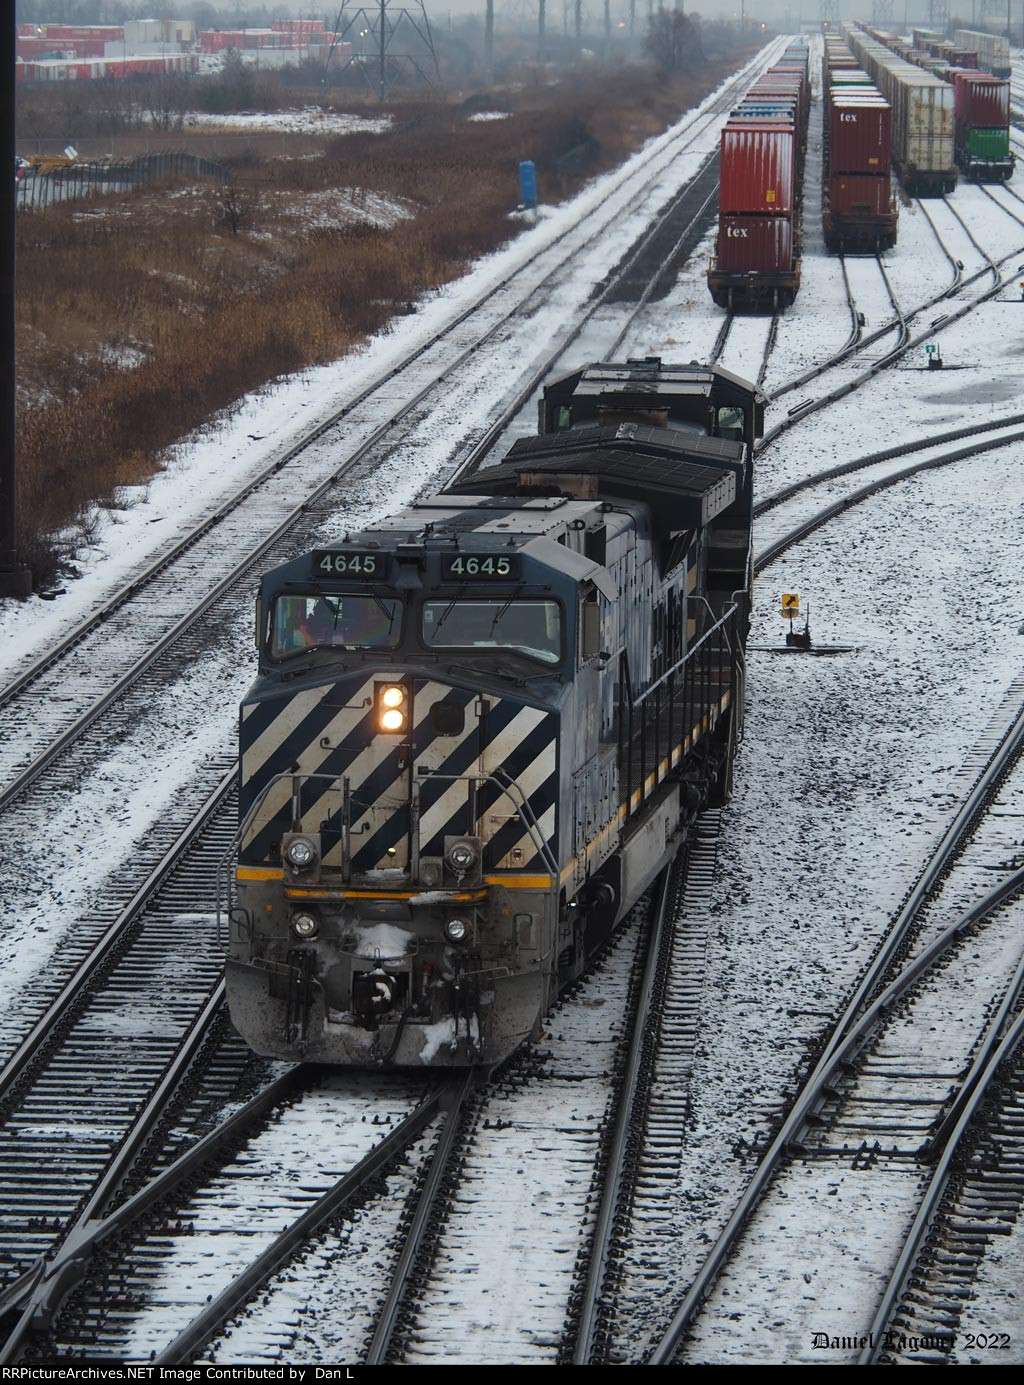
968, 126, 1010, 159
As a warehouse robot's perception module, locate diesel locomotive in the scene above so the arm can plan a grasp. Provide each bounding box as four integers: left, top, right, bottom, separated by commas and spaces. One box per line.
225, 359, 765, 1068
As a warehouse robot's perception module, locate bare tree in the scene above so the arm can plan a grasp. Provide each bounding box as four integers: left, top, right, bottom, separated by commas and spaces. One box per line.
644, 7, 703, 77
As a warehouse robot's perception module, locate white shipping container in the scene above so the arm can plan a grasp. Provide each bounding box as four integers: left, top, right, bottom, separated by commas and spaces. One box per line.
953, 28, 1011, 75
845, 26, 956, 188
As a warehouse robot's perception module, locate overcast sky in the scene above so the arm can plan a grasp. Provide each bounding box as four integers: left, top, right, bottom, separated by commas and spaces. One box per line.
258, 2, 1008, 31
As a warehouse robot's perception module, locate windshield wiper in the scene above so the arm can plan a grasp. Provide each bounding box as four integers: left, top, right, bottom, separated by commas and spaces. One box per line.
487, 587, 522, 636
371, 593, 397, 634
432, 596, 460, 634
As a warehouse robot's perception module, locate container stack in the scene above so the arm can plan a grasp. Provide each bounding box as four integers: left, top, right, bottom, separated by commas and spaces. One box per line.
822, 39, 897, 251
952, 70, 1014, 181
846, 25, 957, 196
707, 41, 810, 312
953, 28, 1012, 78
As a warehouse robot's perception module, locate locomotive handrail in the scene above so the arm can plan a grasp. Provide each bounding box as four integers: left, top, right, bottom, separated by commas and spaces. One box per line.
633, 600, 739, 710
217, 769, 347, 944
618, 602, 740, 824
413, 766, 561, 882
218, 763, 560, 942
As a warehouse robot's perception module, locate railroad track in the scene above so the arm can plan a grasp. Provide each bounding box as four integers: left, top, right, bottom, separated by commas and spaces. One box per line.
866, 1015, 1024, 1364
0, 45, 794, 1367
2, 37, 1019, 1368
23, 907, 652, 1363
646, 673, 1024, 1363
0, 52, 776, 1320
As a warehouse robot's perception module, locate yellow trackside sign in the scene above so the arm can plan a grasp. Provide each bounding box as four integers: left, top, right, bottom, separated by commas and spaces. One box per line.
781, 593, 800, 619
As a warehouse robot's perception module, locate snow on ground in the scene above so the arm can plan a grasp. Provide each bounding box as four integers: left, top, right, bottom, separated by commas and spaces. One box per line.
5, 41, 1024, 1365
608, 50, 1024, 1365
183, 108, 392, 136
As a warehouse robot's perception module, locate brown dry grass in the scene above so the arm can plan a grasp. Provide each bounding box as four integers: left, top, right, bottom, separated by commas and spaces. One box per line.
15, 64, 734, 585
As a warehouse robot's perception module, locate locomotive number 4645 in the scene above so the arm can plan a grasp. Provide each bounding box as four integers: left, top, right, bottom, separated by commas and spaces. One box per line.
313, 550, 381, 576
441, 554, 520, 580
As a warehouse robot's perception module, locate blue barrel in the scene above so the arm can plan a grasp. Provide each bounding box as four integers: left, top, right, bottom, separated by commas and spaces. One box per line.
519, 160, 537, 208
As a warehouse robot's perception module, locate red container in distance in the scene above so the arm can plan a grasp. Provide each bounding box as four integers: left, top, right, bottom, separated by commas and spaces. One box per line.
827, 174, 892, 217
952, 71, 1009, 128
715, 214, 794, 272
828, 97, 892, 173
720, 122, 796, 215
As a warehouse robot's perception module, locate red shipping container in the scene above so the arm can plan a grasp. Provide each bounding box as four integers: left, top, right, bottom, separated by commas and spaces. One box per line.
828, 97, 892, 173
953, 72, 1009, 129
720, 122, 795, 215
827, 174, 892, 217
716, 214, 794, 273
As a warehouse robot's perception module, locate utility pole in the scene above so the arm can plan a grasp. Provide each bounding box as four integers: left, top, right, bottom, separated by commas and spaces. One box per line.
1, 10, 31, 599
485, 0, 493, 84
538, 0, 546, 64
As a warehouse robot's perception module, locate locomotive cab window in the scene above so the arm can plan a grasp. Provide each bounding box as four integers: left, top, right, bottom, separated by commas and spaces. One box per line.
716, 405, 745, 441
422, 599, 562, 665
270, 594, 403, 658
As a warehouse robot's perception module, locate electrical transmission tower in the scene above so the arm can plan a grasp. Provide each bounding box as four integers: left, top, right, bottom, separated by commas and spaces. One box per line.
927, 0, 949, 32
871, 0, 895, 27
820, 0, 841, 33
334, 0, 441, 100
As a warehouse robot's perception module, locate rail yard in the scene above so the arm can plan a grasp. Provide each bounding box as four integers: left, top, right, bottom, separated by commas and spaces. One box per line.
2, 25, 1024, 1368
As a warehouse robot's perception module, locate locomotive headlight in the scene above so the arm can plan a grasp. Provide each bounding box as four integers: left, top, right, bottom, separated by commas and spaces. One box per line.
291, 911, 319, 939
446, 840, 478, 874
285, 837, 318, 868
445, 917, 469, 943
377, 683, 407, 733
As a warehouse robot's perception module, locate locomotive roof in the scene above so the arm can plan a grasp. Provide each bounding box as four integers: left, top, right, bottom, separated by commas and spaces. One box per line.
444, 423, 741, 538
546, 358, 768, 409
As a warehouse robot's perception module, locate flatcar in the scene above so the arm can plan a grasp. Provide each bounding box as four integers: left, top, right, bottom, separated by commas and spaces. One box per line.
225, 359, 765, 1068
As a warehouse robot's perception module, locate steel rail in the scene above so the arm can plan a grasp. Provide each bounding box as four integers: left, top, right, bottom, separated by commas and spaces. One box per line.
859, 1004, 1024, 1365
753, 427, 1024, 574
768, 209, 996, 402
572, 867, 673, 1364
707, 310, 733, 367
152, 1082, 455, 1366
0, 1062, 304, 1359
456, 169, 721, 479
647, 715, 1024, 1365
364, 1069, 477, 1365
942, 193, 999, 282
604, 182, 721, 362
0, 765, 235, 1108
754, 411, 1024, 519
0, 58, 765, 698
837, 253, 864, 357
978, 176, 1024, 221
757, 251, 1024, 453
875, 254, 908, 349
756, 311, 779, 390
917, 197, 965, 295
0, 981, 232, 1363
